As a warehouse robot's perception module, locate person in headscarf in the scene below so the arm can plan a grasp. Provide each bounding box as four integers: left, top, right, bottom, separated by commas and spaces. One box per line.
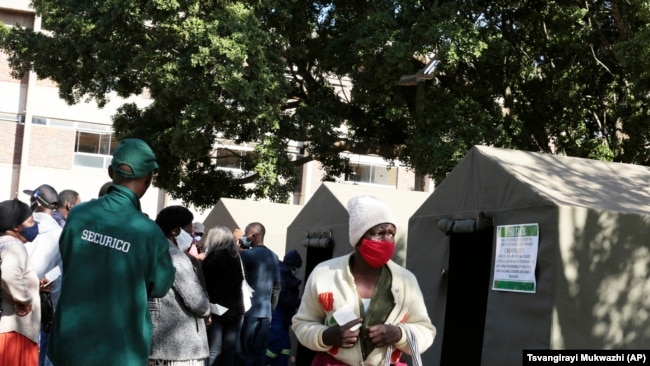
0, 198, 42, 366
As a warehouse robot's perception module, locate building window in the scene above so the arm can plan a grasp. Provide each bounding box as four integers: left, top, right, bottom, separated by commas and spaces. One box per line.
211, 146, 257, 178
346, 163, 397, 187
0, 112, 23, 123
215, 147, 247, 170
28, 115, 116, 169
74, 131, 117, 169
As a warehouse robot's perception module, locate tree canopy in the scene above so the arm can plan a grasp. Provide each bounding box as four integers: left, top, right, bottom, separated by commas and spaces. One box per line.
2, 0, 650, 209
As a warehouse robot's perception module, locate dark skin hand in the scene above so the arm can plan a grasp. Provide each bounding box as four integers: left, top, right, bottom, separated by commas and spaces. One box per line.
323, 319, 403, 348
39, 278, 52, 293
366, 323, 402, 347
323, 318, 363, 348
349, 223, 402, 348
321, 223, 404, 350
15, 277, 53, 317
12, 301, 32, 317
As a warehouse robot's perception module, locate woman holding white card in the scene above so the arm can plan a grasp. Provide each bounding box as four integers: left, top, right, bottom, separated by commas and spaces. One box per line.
201, 226, 246, 366
292, 196, 436, 366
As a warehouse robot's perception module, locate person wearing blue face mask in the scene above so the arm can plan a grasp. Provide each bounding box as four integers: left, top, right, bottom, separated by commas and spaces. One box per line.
187, 222, 206, 261
239, 232, 253, 249
0, 198, 42, 365
19, 220, 40, 242
237, 222, 281, 366
232, 228, 247, 253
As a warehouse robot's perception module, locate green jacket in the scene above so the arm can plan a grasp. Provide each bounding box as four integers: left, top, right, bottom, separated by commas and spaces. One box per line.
48, 185, 175, 366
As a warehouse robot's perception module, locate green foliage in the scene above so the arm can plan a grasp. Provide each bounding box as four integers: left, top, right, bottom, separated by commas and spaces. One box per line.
2, 0, 650, 207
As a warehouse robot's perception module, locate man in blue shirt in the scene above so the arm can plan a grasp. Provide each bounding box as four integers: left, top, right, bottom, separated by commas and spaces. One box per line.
52, 189, 81, 228
238, 222, 281, 365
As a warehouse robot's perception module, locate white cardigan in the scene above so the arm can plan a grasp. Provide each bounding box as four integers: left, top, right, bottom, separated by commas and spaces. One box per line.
0, 235, 41, 343
292, 253, 436, 366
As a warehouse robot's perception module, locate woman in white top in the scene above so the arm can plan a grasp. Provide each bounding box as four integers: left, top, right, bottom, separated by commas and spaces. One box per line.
292, 196, 436, 366
0, 199, 42, 366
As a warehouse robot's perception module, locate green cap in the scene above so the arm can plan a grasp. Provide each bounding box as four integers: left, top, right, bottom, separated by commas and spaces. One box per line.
110, 138, 159, 178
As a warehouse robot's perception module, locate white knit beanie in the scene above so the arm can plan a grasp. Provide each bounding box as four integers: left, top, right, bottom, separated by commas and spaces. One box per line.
347, 195, 397, 247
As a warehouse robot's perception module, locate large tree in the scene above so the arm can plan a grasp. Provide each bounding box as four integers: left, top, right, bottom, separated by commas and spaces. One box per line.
2, 0, 649, 208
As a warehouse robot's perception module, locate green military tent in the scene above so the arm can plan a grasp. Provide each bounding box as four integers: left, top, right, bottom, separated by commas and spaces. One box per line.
408, 145, 650, 366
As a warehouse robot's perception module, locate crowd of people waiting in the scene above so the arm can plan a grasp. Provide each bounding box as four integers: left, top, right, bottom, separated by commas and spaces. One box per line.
0, 138, 435, 366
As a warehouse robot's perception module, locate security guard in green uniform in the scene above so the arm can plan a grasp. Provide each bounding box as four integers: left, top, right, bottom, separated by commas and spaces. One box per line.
48, 138, 176, 366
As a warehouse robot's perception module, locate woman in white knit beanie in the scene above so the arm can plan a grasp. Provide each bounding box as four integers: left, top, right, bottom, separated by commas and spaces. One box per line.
292, 195, 436, 366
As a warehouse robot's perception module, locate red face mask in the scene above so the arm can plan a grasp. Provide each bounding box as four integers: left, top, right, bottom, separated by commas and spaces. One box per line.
358, 239, 395, 268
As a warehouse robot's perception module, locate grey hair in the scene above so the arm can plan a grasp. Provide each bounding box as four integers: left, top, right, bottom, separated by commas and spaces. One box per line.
57, 189, 79, 208
204, 226, 238, 257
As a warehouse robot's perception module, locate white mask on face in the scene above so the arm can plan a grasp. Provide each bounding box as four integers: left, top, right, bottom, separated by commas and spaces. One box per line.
175, 229, 194, 252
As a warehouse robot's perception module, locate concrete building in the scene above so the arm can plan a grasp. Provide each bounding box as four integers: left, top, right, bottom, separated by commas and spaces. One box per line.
0, 1, 431, 219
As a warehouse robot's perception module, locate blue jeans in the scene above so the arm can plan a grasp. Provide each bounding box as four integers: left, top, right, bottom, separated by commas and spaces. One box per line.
208, 315, 244, 366
236, 316, 271, 366
39, 329, 54, 366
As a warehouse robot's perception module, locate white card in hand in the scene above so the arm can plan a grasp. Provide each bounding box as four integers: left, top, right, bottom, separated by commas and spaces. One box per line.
210, 303, 228, 316
45, 266, 61, 283
332, 304, 361, 331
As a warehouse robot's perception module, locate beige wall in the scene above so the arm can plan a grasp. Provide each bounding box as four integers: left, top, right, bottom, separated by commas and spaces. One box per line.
1, 0, 32, 13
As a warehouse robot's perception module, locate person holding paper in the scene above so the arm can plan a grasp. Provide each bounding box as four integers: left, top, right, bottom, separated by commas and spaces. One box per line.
22, 183, 63, 366
22, 184, 64, 306
201, 226, 246, 366
148, 205, 210, 366
292, 195, 436, 366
